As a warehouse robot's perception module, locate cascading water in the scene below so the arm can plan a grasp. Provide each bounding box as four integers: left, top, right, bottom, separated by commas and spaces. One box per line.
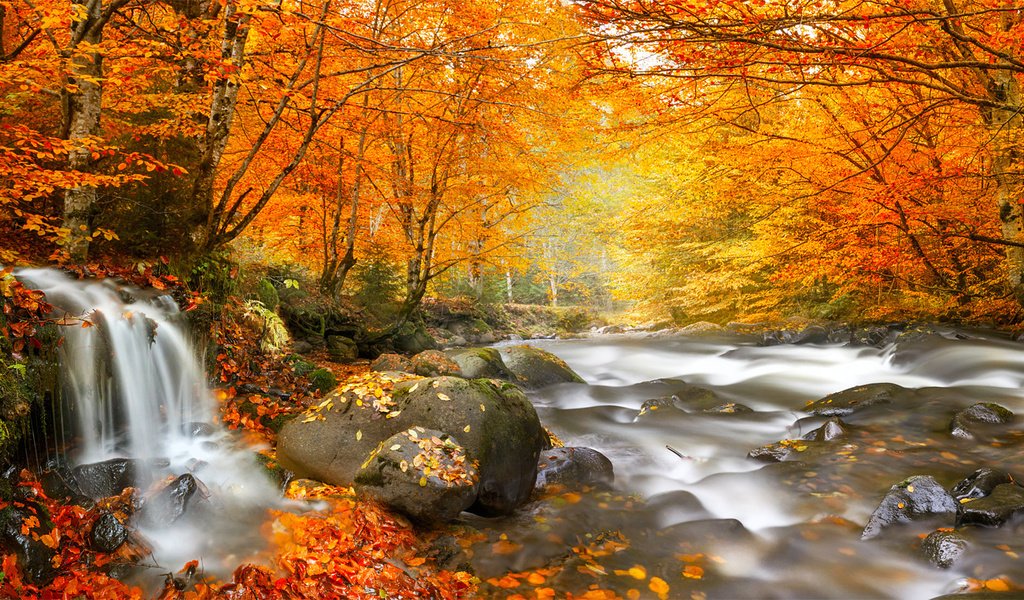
15, 268, 279, 581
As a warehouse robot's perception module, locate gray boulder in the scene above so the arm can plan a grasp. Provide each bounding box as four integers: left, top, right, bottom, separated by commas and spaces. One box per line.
446, 347, 515, 381
535, 447, 614, 490
862, 475, 957, 539
370, 353, 411, 373
498, 345, 585, 389
277, 376, 547, 516
410, 350, 462, 377
355, 428, 478, 524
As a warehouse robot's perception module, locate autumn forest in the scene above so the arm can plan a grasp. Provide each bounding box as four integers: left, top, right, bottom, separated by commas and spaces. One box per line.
3, 0, 1024, 598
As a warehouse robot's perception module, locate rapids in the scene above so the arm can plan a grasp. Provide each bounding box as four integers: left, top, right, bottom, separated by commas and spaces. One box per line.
491, 330, 1024, 599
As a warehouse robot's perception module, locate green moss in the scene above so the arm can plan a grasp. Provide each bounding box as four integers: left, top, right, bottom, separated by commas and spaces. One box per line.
308, 368, 337, 394
256, 279, 280, 310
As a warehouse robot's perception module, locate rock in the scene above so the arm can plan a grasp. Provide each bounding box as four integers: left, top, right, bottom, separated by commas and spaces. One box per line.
802, 417, 850, 442
920, 529, 967, 569
861, 475, 957, 539
949, 402, 1014, 439
90, 512, 129, 553
747, 441, 801, 463
410, 350, 462, 377
704, 402, 753, 414
40, 459, 80, 502
392, 322, 437, 354
951, 468, 1016, 502
0, 505, 56, 584
308, 368, 337, 394
497, 345, 585, 389
326, 335, 359, 362
182, 422, 216, 438
679, 322, 723, 334
140, 474, 201, 528
956, 483, 1024, 527
278, 376, 547, 516
535, 447, 614, 490
792, 325, 831, 345
446, 347, 515, 381
371, 353, 412, 373
72, 458, 147, 500
291, 340, 314, 354
354, 428, 478, 524
636, 384, 720, 419
805, 383, 909, 417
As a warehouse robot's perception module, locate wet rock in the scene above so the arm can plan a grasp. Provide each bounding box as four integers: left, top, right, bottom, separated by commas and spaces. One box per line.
278, 376, 547, 516
920, 529, 968, 569
410, 350, 462, 377
182, 422, 216, 438
354, 428, 478, 524
660, 518, 755, 545
90, 511, 129, 553
644, 490, 709, 527
40, 458, 80, 502
949, 402, 1014, 439
140, 474, 200, 528
534, 447, 614, 490
802, 417, 850, 442
704, 402, 753, 414
498, 345, 585, 389
950, 468, 1016, 502
636, 384, 720, 418
747, 441, 797, 463
805, 383, 909, 417
370, 353, 412, 373
956, 483, 1024, 528
861, 475, 957, 539
446, 347, 515, 381
0, 506, 56, 584
326, 335, 358, 362
73, 458, 146, 499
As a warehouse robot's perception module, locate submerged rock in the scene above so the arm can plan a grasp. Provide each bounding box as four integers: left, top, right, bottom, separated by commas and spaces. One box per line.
920, 529, 967, 569
802, 417, 850, 442
862, 475, 957, 539
956, 483, 1024, 528
498, 345, 585, 389
140, 474, 201, 528
355, 428, 478, 524
805, 383, 909, 417
949, 402, 1014, 439
535, 447, 614, 490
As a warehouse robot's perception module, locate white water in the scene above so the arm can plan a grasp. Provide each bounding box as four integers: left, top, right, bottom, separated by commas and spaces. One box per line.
520, 331, 1024, 599
16, 268, 279, 578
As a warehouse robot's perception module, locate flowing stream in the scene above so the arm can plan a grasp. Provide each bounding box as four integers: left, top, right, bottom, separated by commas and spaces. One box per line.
15, 269, 280, 582
487, 331, 1024, 599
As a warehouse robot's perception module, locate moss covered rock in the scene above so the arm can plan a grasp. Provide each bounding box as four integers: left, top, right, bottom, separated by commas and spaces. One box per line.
445, 347, 514, 381
498, 345, 585, 389
277, 376, 546, 516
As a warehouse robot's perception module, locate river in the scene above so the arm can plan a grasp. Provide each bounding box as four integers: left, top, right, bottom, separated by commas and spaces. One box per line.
472, 329, 1024, 599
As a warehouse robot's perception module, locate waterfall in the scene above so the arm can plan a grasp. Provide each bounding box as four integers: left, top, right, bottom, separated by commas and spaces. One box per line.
17, 268, 211, 464
15, 268, 279, 579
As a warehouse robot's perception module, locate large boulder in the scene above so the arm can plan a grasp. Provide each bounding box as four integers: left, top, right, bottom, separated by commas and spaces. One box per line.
410, 350, 462, 377
446, 347, 515, 381
277, 376, 547, 516
805, 383, 910, 417
354, 428, 478, 524
498, 345, 585, 389
326, 335, 358, 362
370, 353, 412, 373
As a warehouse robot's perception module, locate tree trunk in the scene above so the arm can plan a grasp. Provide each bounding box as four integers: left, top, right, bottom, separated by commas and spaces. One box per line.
63, 0, 107, 263
991, 69, 1024, 301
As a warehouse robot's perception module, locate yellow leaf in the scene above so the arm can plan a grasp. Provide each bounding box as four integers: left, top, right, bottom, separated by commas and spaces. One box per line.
985, 579, 1010, 592
438, 393, 451, 401
419, 476, 427, 487
356, 430, 362, 441
649, 576, 670, 600
464, 425, 471, 433
627, 565, 646, 580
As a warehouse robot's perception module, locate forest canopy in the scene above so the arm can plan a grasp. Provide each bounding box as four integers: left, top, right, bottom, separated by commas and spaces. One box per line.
2, 0, 1024, 325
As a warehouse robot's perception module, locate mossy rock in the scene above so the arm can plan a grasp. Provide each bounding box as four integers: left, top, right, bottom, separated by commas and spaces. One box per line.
256, 279, 279, 310
497, 345, 585, 389
308, 368, 337, 394
446, 347, 514, 381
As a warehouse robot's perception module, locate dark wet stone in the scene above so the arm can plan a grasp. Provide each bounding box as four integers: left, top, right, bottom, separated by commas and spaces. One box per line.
805, 383, 908, 417
140, 474, 200, 528
951, 468, 1016, 502
949, 402, 1014, 439
182, 422, 216, 438
0, 506, 56, 584
644, 490, 709, 526
89, 512, 129, 553
704, 402, 754, 414
40, 459, 80, 501
957, 483, 1024, 528
747, 442, 795, 463
72, 458, 145, 499
535, 447, 614, 490
792, 325, 831, 345
637, 384, 720, 418
862, 475, 957, 539
802, 417, 849, 442
920, 529, 967, 568
660, 518, 755, 545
